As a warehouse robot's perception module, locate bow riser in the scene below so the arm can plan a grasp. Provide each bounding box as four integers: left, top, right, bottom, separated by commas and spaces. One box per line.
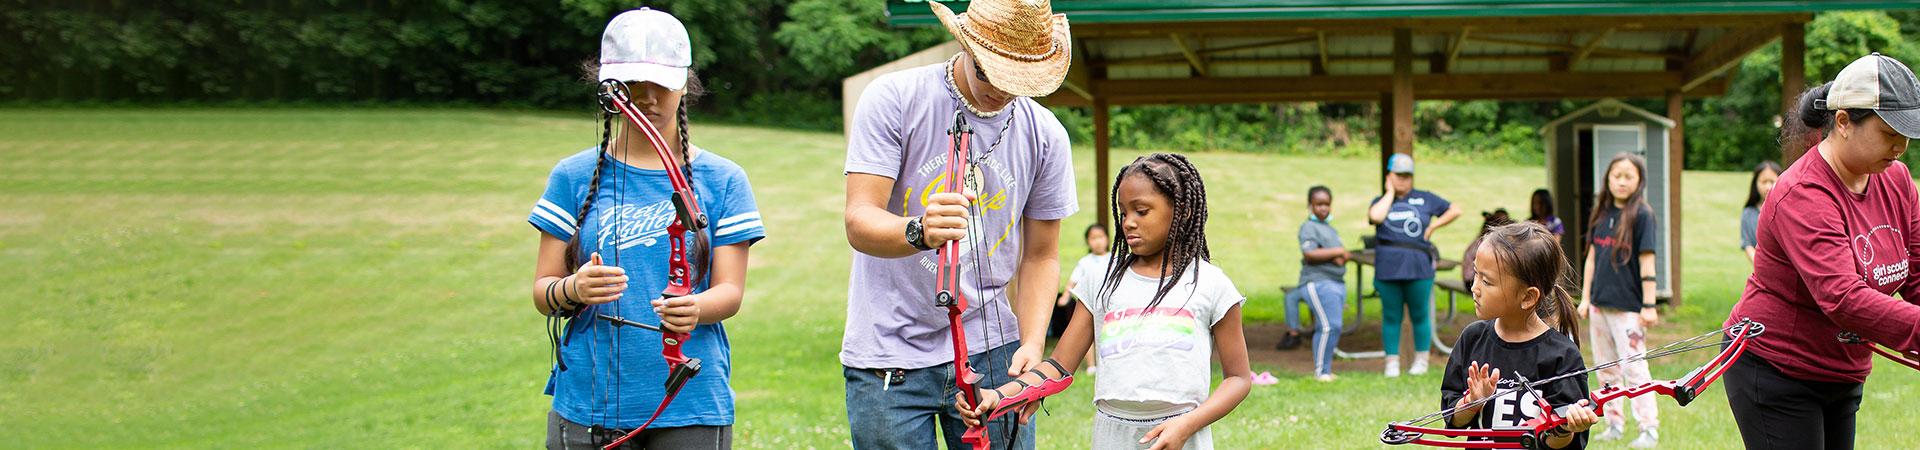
939, 124, 990, 450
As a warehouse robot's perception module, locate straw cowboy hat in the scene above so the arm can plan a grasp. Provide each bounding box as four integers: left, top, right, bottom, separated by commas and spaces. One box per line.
930, 0, 1071, 98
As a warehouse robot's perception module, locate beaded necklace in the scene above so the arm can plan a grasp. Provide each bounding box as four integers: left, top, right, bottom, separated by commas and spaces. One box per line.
943, 55, 1018, 172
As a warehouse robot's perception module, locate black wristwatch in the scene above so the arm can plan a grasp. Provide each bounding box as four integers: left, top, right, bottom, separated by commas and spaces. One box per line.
906, 215, 934, 251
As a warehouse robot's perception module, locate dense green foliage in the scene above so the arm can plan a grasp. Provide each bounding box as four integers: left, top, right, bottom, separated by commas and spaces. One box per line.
4, 2, 1916, 168
0, 0, 944, 130
1685, 11, 1920, 170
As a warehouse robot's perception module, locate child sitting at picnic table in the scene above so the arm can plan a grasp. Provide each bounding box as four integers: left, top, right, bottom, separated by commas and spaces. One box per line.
1278, 186, 1350, 382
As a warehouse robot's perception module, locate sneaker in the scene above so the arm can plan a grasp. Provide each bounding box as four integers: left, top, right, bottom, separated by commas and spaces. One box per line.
1628, 427, 1658, 448
1315, 373, 1338, 382
1408, 352, 1430, 375
1277, 331, 1303, 350
1251, 371, 1280, 385
1593, 423, 1625, 441
1384, 357, 1401, 377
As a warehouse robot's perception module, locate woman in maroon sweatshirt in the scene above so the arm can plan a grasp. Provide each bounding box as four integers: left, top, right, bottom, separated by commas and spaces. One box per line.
1726, 53, 1920, 450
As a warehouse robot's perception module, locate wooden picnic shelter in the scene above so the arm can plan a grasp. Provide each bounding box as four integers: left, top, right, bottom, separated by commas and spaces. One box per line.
874, 0, 1914, 306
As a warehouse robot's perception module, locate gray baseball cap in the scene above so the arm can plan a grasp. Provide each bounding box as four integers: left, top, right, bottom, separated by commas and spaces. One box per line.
1388, 153, 1415, 174
1819, 53, 1920, 138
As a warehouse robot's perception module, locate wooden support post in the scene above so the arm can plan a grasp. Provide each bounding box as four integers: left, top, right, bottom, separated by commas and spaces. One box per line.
1380, 91, 1394, 183
1781, 22, 1807, 166
1392, 28, 1415, 156
1666, 90, 1686, 307
1094, 98, 1112, 232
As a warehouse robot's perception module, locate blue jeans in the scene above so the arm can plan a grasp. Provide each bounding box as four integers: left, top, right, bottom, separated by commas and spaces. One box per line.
1375, 278, 1434, 356
1285, 280, 1346, 376
845, 342, 1036, 450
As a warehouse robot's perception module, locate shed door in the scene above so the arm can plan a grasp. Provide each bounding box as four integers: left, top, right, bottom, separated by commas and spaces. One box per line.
1591, 124, 1644, 192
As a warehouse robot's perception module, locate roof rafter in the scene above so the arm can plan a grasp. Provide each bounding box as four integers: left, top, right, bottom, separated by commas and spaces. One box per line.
1443, 28, 1472, 73
1681, 26, 1782, 92
1567, 28, 1616, 69
1170, 33, 1210, 77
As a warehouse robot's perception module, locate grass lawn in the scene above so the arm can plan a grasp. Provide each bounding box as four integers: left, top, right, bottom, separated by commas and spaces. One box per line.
2, 109, 1915, 449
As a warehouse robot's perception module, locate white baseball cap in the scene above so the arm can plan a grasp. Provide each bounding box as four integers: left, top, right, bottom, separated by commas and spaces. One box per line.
599, 8, 691, 91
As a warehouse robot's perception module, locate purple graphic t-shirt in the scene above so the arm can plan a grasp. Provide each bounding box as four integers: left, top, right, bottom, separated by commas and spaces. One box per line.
841, 61, 1079, 370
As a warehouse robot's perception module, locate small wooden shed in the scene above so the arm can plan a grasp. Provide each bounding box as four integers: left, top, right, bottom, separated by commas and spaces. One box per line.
1542, 99, 1675, 298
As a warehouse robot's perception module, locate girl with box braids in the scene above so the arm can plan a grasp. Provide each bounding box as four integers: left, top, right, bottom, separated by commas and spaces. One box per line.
1098, 152, 1211, 311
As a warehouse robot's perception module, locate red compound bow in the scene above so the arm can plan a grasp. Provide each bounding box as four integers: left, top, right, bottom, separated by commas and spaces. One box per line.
591, 79, 709, 450
1380, 319, 1764, 449
934, 110, 1073, 450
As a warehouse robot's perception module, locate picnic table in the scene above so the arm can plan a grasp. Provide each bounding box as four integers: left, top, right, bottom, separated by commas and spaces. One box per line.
1334, 248, 1463, 359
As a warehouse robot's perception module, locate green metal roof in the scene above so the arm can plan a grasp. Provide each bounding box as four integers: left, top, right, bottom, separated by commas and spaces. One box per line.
887, 0, 1915, 26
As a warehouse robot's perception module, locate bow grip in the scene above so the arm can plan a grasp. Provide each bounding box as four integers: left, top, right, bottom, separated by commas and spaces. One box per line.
985, 374, 1073, 422
654, 291, 696, 369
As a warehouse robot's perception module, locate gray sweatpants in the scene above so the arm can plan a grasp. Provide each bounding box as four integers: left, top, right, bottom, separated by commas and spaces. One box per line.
1091, 410, 1212, 450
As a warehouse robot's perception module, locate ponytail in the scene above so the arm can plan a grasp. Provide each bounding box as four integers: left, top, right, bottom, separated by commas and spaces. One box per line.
1782, 82, 1877, 155
1546, 285, 1580, 347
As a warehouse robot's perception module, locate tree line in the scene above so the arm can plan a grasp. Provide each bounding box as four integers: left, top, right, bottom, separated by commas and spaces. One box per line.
4, 1, 1916, 170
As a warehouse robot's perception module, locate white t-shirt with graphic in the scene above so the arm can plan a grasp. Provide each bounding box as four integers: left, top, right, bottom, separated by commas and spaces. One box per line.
1070, 259, 1245, 420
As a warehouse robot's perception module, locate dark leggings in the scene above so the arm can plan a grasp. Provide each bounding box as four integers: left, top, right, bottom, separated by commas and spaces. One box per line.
547, 410, 732, 450
1724, 350, 1863, 450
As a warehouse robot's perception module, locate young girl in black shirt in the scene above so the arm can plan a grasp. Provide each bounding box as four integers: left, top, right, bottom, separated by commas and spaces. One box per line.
1442, 222, 1599, 449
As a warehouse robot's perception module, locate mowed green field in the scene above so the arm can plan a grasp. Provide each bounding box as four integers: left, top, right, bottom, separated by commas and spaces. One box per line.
1, 109, 1915, 449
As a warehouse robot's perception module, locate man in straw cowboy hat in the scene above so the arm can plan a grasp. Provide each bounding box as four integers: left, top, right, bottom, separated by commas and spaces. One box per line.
840, 0, 1076, 448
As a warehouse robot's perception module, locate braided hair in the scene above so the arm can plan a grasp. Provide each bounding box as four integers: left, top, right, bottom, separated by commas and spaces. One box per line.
1098, 152, 1210, 311
562, 113, 615, 271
